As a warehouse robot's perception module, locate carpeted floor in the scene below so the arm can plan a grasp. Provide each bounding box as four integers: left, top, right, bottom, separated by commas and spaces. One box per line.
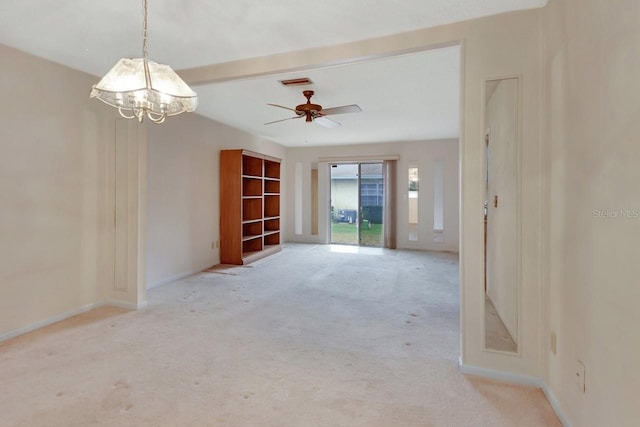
0, 244, 560, 426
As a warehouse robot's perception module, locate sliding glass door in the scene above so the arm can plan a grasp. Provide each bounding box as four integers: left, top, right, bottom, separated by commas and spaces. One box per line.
330, 163, 384, 247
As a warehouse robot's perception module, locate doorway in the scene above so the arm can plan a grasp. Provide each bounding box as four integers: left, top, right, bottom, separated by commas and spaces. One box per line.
330, 163, 384, 247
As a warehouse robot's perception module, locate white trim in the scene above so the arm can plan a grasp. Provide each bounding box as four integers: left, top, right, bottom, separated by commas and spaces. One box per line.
458, 357, 542, 387
0, 302, 99, 342
295, 162, 303, 235
318, 154, 400, 163
146, 270, 200, 290
542, 384, 572, 427
102, 299, 147, 310
0, 299, 148, 343
180, 41, 462, 86
458, 357, 571, 426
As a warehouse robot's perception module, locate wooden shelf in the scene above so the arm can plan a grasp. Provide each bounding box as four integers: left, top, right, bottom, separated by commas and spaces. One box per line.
242, 155, 262, 177
264, 230, 279, 237
220, 149, 281, 265
264, 160, 280, 179
242, 218, 262, 225
243, 177, 262, 197
264, 194, 279, 218
264, 217, 279, 232
264, 232, 280, 245
264, 179, 280, 194
242, 198, 262, 222
242, 238, 262, 254
242, 221, 262, 239
243, 244, 281, 264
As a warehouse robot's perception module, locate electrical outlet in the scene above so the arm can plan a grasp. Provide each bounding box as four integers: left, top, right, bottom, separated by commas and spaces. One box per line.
575, 360, 586, 393
550, 331, 557, 355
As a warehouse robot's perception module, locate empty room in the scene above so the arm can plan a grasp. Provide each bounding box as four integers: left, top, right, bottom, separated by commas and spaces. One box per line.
1, 0, 638, 426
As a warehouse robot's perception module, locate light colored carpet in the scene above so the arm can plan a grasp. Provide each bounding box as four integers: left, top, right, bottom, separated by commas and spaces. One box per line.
0, 244, 560, 426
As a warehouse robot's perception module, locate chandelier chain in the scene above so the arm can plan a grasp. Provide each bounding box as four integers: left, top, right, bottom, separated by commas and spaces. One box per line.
142, 0, 148, 59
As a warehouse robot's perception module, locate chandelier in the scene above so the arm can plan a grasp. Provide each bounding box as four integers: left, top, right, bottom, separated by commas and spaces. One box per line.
90, 0, 197, 124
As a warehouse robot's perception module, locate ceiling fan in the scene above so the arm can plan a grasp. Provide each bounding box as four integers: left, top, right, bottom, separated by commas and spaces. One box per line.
265, 90, 361, 128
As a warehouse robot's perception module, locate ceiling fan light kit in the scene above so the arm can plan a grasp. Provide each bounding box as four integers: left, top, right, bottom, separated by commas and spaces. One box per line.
265, 90, 361, 128
90, 0, 197, 124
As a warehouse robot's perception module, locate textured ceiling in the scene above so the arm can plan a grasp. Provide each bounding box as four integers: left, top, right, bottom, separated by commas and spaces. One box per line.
194, 46, 461, 147
0, 0, 546, 147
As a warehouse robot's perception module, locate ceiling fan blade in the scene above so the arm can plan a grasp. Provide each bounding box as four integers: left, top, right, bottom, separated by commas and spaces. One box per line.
314, 116, 341, 128
319, 104, 362, 116
267, 103, 299, 113
264, 116, 303, 125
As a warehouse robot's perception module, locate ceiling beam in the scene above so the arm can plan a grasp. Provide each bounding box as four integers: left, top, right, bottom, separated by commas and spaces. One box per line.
177, 25, 464, 86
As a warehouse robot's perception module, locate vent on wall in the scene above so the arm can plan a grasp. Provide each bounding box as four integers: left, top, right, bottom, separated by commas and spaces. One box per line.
279, 77, 313, 86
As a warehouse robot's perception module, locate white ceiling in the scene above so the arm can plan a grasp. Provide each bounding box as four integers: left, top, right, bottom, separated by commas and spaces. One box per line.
195, 46, 461, 147
0, 0, 546, 147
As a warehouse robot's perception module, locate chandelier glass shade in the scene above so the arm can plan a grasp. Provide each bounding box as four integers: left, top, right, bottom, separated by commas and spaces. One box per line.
90, 0, 197, 124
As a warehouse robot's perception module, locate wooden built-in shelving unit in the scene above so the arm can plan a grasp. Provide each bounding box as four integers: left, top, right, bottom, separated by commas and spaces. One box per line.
220, 149, 281, 265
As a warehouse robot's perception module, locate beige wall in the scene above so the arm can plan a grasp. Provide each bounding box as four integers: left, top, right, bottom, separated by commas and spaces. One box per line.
0, 41, 286, 336
285, 140, 460, 252
5, 3, 637, 423
3, 3, 639, 423
1, 9, 545, 383
459, 11, 542, 377
0, 44, 117, 337
146, 113, 285, 288
542, 0, 640, 425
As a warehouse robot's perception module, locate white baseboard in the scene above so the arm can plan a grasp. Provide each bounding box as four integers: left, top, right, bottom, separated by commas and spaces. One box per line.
0, 299, 147, 343
541, 383, 572, 427
146, 269, 201, 290
458, 357, 571, 426
102, 299, 147, 310
0, 302, 99, 342
458, 357, 544, 387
